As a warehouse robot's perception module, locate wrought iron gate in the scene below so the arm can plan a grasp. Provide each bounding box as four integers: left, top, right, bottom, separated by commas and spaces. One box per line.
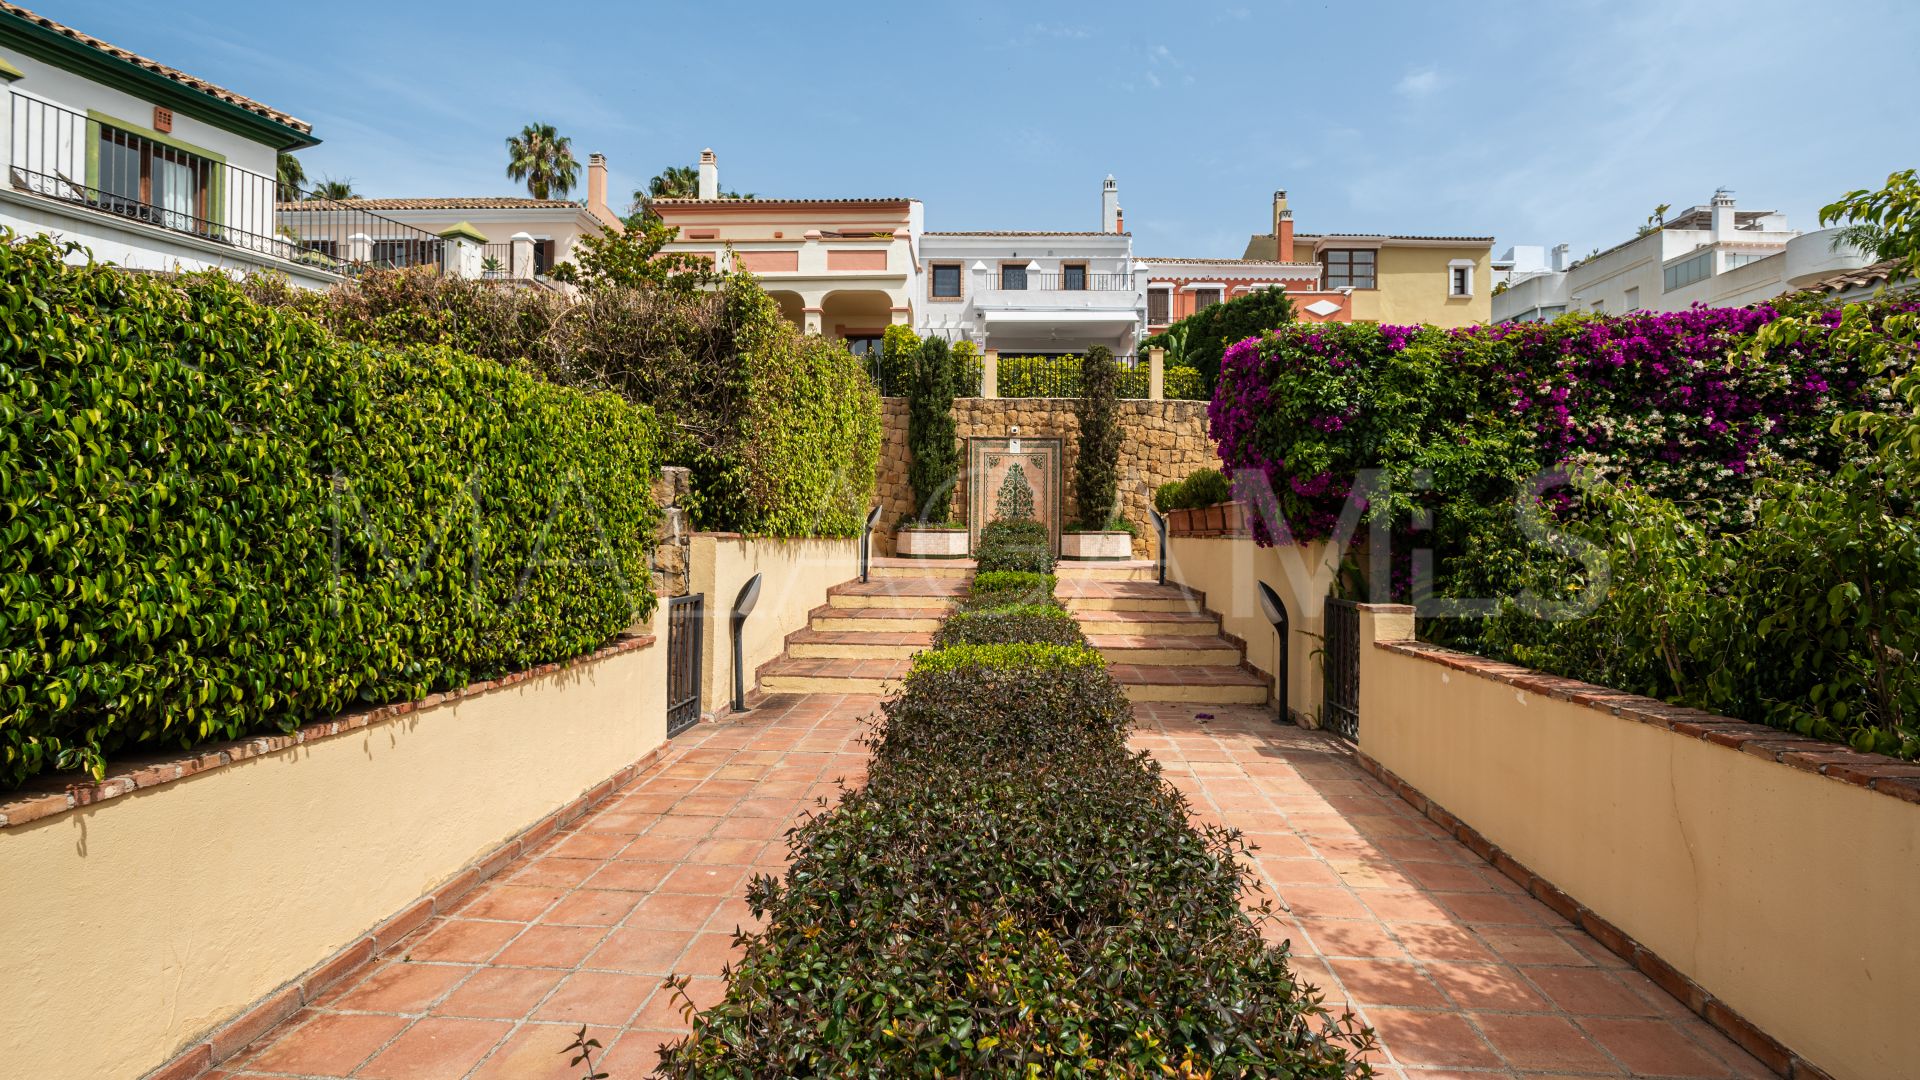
1322, 598, 1360, 742
666, 594, 704, 737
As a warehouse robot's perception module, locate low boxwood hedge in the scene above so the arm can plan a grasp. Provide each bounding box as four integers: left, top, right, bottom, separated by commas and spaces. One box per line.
934, 603, 1085, 647
1153, 466, 1234, 513
0, 235, 659, 785
964, 570, 1057, 610
657, 641, 1373, 1075
975, 517, 1055, 574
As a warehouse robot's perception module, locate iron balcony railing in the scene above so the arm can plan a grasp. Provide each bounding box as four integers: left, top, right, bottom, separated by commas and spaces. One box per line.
990, 270, 1136, 292
480, 242, 514, 278
9, 94, 444, 276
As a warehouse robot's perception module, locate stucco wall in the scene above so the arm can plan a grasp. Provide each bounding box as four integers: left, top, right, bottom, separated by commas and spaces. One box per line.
1355, 611, 1920, 1080
1164, 534, 1339, 723
688, 534, 859, 712
874, 397, 1216, 559
1346, 244, 1491, 326
0, 617, 668, 1080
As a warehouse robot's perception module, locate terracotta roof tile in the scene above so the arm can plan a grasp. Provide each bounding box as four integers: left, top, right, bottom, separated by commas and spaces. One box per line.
1800, 258, 1912, 295
0, 2, 310, 134
652, 197, 911, 207
278, 197, 585, 211
925, 230, 1130, 237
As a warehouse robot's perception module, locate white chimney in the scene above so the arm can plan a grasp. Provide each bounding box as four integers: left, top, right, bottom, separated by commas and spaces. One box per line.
1101, 174, 1120, 232
698, 148, 718, 200
1551, 243, 1571, 272
1710, 188, 1736, 240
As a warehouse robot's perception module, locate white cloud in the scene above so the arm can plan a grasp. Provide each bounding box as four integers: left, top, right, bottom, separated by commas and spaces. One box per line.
1395, 66, 1443, 99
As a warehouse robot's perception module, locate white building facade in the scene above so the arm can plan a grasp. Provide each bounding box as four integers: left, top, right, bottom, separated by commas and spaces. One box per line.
915, 176, 1146, 355
0, 4, 443, 288
1496, 190, 1875, 322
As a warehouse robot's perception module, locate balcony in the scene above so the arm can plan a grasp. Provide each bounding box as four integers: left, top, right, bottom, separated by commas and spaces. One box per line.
8, 94, 444, 276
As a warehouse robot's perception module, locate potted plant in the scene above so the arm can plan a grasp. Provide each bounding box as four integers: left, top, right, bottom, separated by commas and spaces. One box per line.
1061, 345, 1134, 560
898, 333, 969, 558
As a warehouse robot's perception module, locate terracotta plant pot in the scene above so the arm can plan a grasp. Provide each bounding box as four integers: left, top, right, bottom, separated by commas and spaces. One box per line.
1061, 531, 1134, 560
895, 526, 969, 559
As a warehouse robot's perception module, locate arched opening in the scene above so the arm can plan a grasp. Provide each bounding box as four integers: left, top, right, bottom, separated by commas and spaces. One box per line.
766, 290, 805, 329
820, 289, 895, 355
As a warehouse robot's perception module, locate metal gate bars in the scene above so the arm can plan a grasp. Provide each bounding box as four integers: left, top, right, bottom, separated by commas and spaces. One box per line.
666, 594, 704, 737
1321, 598, 1360, 742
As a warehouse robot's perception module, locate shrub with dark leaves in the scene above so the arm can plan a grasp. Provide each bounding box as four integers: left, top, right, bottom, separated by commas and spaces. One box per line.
935, 603, 1085, 647
975, 517, 1055, 574
654, 642, 1373, 1076
964, 570, 1058, 610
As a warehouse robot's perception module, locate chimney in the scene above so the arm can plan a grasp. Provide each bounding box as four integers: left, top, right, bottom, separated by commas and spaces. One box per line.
1710, 187, 1735, 240
698, 148, 718, 200
587, 153, 608, 214
1115, 207, 1125, 233
1102, 174, 1120, 232
1273, 190, 1294, 262
1551, 242, 1570, 272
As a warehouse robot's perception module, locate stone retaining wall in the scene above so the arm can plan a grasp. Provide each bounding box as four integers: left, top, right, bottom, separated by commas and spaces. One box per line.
875, 397, 1216, 558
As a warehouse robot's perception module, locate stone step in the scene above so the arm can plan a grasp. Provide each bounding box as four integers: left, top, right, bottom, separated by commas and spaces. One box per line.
827, 579, 963, 610
1055, 559, 1158, 581
759, 656, 908, 696
1110, 664, 1270, 705
1059, 579, 1205, 613
810, 606, 948, 633
1070, 608, 1221, 637
1088, 634, 1241, 667
787, 628, 930, 660
868, 557, 974, 580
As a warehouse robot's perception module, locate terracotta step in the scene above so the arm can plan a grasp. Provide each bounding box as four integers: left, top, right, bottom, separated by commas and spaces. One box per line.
1110, 663, 1269, 705
810, 606, 948, 633
1071, 608, 1221, 637
1087, 634, 1240, 667
760, 655, 909, 696
827, 579, 964, 609
786, 627, 931, 660
868, 556, 976, 580
1055, 559, 1159, 581
1058, 578, 1204, 613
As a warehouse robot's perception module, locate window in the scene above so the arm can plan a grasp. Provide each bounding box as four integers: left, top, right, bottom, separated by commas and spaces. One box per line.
1000, 263, 1028, 290
1450, 266, 1469, 296
96, 124, 214, 235
1192, 287, 1222, 311
931, 263, 962, 299
1724, 251, 1766, 270
1663, 249, 1713, 291
1147, 287, 1171, 324
1322, 248, 1376, 289
844, 335, 883, 356
533, 239, 555, 276
1061, 263, 1087, 290
1624, 286, 1640, 310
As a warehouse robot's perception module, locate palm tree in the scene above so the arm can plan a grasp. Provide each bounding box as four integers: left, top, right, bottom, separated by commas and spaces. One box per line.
276, 153, 306, 201
628, 164, 756, 219
505, 123, 579, 200
308, 177, 357, 201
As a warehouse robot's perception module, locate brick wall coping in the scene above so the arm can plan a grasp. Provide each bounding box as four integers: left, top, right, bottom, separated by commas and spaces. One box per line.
0, 632, 658, 831
1377, 639, 1920, 806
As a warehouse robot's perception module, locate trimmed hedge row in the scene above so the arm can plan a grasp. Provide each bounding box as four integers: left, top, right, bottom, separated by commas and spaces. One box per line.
937, 571, 1082, 646
1153, 466, 1233, 513
0, 235, 659, 785
255, 267, 880, 537
657, 581, 1371, 1074
975, 518, 1055, 574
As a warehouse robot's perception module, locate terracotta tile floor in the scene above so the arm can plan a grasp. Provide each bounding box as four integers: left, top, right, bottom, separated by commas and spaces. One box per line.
219, 695, 1773, 1079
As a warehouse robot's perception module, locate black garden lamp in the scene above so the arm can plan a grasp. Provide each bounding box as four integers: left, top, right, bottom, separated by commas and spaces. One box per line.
730, 573, 762, 713
1256, 581, 1289, 724
860, 504, 882, 583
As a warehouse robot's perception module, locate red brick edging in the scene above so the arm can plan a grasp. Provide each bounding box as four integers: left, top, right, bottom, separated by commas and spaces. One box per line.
1376, 640, 1920, 806
138, 736, 670, 1080
0, 632, 657, 830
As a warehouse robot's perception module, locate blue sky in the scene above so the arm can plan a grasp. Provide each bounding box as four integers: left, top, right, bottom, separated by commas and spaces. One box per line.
42, 0, 1920, 260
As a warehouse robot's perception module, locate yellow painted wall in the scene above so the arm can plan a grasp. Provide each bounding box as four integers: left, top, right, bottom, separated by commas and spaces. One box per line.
1345, 244, 1491, 326
689, 534, 859, 713
1356, 612, 1920, 1080
0, 618, 667, 1080
1165, 536, 1342, 723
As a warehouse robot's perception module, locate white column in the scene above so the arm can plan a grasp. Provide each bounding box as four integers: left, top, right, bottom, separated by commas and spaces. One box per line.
510, 232, 536, 279
1148, 346, 1166, 402
346, 233, 372, 265
982, 350, 999, 399
0, 61, 18, 178
802, 306, 823, 336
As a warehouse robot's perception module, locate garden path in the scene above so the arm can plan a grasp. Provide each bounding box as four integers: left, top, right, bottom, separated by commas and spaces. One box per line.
215, 694, 1772, 1080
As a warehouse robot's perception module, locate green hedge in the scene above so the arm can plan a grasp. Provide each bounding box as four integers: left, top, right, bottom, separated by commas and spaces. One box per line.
992, 354, 1205, 400
1153, 466, 1234, 513
657, 633, 1370, 1074
975, 518, 1054, 574
255, 268, 879, 538
934, 603, 1085, 647
0, 236, 659, 785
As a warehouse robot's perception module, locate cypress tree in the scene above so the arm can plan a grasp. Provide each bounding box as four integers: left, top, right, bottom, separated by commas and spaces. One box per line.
907, 335, 959, 523
1073, 345, 1122, 528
